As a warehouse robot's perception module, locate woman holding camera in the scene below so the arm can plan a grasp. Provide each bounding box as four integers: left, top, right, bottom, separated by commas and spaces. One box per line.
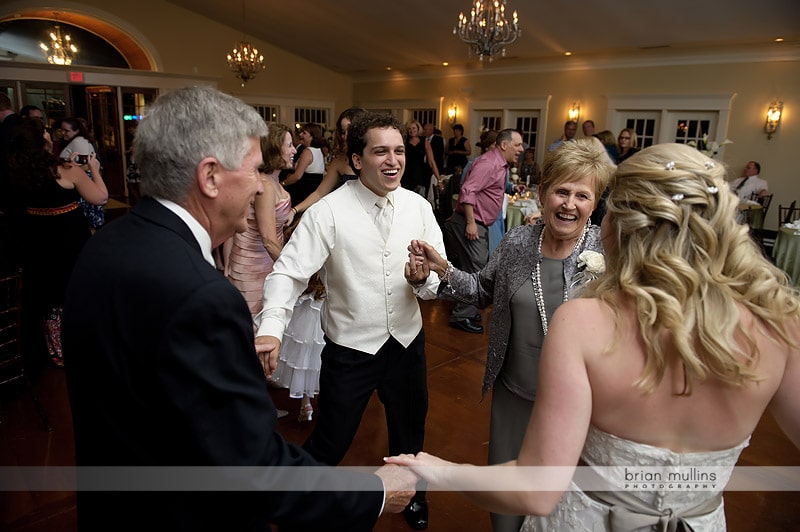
59, 117, 105, 229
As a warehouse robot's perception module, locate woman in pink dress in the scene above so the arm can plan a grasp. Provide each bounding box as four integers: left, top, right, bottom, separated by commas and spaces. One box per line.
226, 123, 295, 318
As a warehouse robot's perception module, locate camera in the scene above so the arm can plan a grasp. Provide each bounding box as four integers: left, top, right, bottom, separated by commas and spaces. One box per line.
75, 154, 89, 165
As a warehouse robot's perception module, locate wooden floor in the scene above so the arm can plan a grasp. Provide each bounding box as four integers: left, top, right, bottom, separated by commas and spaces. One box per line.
1, 298, 799, 531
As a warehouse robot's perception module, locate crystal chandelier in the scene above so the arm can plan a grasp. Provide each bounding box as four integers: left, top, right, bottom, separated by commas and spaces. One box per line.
226, 41, 265, 86
454, 0, 520, 62
226, 2, 265, 86
39, 16, 78, 66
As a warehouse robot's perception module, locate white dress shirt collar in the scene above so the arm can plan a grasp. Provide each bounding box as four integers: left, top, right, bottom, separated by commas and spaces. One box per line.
353, 178, 395, 210
155, 198, 216, 267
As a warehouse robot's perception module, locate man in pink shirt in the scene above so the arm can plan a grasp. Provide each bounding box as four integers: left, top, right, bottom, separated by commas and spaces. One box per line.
445, 128, 524, 333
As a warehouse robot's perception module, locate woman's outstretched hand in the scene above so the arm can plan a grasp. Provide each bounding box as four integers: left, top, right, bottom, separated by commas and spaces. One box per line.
384, 452, 454, 486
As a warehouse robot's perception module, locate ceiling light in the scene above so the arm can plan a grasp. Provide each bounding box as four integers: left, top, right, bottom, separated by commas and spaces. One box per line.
454, 0, 520, 62
225, 2, 265, 86
39, 13, 78, 66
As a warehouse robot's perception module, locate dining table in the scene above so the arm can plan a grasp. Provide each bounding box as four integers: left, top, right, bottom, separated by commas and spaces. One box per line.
738, 201, 764, 228
772, 225, 800, 287
505, 198, 540, 230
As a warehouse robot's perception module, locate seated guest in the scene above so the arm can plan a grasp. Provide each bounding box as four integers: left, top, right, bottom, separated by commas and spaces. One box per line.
729, 160, 768, 201
390, 143, 800, 531
547, 120, 577, 152
405, 137, 613, 532
62, 86, 416, 532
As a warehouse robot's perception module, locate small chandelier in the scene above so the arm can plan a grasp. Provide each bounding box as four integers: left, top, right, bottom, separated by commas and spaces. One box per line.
39, 16, 78, 66
454, 0, 520, 62
226, 41, 265, 86
226, 1, 265, 86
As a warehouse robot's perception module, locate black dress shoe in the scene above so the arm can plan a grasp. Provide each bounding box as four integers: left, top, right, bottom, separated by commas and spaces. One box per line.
471, 313, 482, 322
403, 499, 429, 530
449, 319, 484, 333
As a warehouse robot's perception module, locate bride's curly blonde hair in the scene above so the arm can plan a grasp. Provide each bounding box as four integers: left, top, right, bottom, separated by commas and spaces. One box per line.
586, 143, 799, 394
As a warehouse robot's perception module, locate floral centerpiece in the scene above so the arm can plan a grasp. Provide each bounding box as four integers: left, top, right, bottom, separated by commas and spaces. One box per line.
687, 134, 733, 159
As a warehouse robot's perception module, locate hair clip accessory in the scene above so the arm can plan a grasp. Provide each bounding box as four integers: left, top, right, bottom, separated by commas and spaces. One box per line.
665, 161, 676, 171
707, 186, 718, 194
705, 161, 715, 169
670, 193, 684, 201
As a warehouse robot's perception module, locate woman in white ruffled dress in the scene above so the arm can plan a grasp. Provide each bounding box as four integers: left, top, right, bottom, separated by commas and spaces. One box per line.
389, 143, 800, 531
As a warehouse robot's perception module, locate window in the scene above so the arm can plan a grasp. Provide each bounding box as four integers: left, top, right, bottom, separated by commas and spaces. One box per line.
471, 98, 548, 164
625, 117, 657, 148
24, 85, 68, 126
253, 104, 279, 123
514, 114, 539, 152
607, 96, 733, 150
673, 117, 710, 145
479, 113, 502, 132
412, 108, 437, 125
294, 107, 329, 128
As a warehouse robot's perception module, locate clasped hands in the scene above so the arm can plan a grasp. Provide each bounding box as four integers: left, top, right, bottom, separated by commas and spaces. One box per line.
406, 240, 448, 279
378, 452, 454, 513
404, 240, 430, 287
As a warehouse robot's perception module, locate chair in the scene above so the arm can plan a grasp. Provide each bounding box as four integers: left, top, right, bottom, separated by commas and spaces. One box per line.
744, 193, 772, 230
779, 200, 798, 225
757, 193, 772, 216
0, 269, 51, 431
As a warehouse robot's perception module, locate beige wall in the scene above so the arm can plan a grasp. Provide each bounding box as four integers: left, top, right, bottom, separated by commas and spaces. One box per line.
355, 59, 798, 230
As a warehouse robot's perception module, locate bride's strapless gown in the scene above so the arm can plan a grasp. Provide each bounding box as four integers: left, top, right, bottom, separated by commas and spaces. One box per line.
522, 425, 749, 532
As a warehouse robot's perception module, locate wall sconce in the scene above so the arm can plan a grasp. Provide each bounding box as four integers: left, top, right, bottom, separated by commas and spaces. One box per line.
568, 102, 580, 123
765, 101, 783, 139
448, 103, 458, 124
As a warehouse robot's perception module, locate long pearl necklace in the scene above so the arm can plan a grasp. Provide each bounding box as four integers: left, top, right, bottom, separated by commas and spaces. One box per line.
532, 223, 588, 336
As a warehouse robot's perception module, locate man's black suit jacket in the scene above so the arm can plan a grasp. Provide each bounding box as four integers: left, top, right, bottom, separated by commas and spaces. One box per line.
63, 197, 382, 531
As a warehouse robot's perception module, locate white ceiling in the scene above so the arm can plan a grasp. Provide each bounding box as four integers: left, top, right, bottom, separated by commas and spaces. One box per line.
166, 0, 800, 76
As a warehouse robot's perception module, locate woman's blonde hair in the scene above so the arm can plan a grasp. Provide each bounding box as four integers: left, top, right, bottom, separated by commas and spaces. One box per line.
587, 143, 799, 393
405, 119, 423, 139
540, 137, 614, 209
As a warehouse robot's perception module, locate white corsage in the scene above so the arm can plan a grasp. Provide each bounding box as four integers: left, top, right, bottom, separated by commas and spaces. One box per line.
577, 250, 605, 275
569, 251, 606, 298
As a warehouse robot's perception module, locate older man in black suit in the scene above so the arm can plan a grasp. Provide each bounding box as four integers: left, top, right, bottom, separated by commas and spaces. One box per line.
63, 86, 416, 532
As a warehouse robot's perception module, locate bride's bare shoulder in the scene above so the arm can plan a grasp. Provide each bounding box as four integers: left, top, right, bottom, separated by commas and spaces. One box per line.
552, 297, 618, 337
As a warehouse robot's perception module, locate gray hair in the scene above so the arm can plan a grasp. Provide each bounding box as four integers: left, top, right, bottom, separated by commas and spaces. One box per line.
135, 86, 268, 202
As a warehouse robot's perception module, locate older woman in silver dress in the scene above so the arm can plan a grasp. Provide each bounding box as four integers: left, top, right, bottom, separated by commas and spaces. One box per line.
409, 137, 614, 532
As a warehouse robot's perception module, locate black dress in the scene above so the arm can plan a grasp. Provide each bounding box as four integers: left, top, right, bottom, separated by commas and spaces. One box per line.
22, 178, 91, 311
401, 138, 430, 193
616, 147, 639, 164
446, 137, 469, 174
20, 176, 91, 368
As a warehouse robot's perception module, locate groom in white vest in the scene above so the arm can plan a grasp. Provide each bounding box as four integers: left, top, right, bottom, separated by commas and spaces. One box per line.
256, 112, 445, 530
